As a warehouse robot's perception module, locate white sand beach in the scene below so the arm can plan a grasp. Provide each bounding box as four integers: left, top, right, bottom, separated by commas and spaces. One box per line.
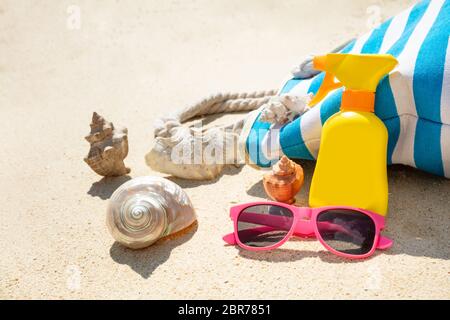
1, 0, 449, 299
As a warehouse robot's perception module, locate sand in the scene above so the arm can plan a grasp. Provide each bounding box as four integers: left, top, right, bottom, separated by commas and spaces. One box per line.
1, 0, 449, 299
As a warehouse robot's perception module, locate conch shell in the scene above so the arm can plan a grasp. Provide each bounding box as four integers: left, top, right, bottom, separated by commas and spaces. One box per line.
84, 112, 130, 177
106, 176, 197, 249
263, 156, 304, 204
259, 94, 312, 124
145, 120, 241, 180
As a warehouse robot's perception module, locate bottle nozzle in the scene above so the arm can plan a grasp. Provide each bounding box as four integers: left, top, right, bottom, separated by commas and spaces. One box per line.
308, 53, 398, 109
313, 55, 327, 71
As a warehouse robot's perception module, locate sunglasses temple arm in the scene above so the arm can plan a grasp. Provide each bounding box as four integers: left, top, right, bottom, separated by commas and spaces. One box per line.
376, 235, 393, 250
222, 226, 279, 245
224, 222, 393, 250
230, 215, 354, 240
317, 221, 393, 250
238, 212, 293, 230
222, 232, 237, 245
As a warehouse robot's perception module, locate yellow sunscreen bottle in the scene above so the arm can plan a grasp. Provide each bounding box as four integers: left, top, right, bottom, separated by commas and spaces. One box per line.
308, 53, 398, 216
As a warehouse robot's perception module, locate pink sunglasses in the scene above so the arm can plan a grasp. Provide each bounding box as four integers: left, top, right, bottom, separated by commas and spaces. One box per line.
223, 201, 393, 259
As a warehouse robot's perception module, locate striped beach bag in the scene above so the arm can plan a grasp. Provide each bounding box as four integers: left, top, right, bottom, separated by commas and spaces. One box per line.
241, 0, 450, 178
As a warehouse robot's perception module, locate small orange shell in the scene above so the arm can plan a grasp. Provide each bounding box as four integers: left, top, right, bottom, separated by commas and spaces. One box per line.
263, 156, 304, 204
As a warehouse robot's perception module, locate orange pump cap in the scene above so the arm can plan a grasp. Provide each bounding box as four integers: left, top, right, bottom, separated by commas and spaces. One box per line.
313, 55, 327, 71
341, 90, 375, 112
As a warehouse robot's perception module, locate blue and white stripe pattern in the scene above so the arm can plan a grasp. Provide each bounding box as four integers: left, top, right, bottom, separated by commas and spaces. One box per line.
244, 0, 450, 178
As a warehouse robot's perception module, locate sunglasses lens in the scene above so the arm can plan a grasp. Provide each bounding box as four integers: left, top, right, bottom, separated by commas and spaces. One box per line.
317, 209, 376, 255
237, 205, 294, 248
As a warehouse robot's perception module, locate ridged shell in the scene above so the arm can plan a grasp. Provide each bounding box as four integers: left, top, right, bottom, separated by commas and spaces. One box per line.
259, 94, 312, 124
263, 156, 304, 204
145, 126, 237, 180
106, 176, 196, 249
84, 112, 130, 177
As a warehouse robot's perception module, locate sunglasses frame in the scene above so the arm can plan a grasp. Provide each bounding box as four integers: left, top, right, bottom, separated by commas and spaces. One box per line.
223, 201, 393, 259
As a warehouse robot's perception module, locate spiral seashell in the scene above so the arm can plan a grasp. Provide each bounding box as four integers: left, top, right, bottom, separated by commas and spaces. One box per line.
84, 112, 130, 177
106, 176, 196, 249
263, 156, 304, 204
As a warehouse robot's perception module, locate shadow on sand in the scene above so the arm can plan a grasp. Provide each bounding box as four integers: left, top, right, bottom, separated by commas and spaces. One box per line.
87, 175, 132, 200
167, 164, 244, 189
236, 247, 387, 264
109, 222, 198, 278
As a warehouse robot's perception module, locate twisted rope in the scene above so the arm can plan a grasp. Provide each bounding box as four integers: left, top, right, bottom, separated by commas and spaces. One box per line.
154, 89, 277, 138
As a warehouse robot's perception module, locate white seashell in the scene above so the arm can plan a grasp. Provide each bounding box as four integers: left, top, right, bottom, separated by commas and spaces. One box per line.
291, 55, 319, 79
84, 112, 130, 177
280, 94, 312, 114
146, 90, 278, 180
259, 96, 289, 124
145, 125, 238, 180
259, 94, 312, 124
106, 176, 196, 249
